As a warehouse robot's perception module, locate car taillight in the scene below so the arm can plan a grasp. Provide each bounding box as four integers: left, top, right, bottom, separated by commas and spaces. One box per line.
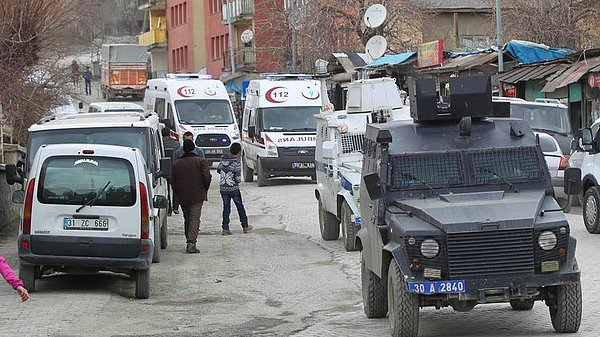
23, 178, 36, 235
139, 182, 150, 240
559, 156, 570, 171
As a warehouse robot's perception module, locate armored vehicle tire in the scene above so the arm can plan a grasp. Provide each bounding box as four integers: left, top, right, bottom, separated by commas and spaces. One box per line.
257, 159, 268, 187
318, 200, 339, 240
509, 299, 535, 310
134, 269, 150, 299
152, 222, 161, 263
19, 264, 36, 293
583, 187, 600, 233
160, 214, 168, 249
341, 201, 358, 251
549, 282, 582, 333
361, 251, 387, 318
242, 155, 254, 182
388, 260, 419, 337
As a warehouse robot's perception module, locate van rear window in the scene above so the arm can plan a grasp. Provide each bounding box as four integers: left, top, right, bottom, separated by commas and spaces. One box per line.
38, 156, 136, 206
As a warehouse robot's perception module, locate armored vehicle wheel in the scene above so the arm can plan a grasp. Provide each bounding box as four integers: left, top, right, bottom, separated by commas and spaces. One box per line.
341, 201, 358, 251
160, 213, 168, 249
318, 200, 339, 240
549, 282, 582, 333
583, 187, 600, 233
257, 159, 268, 187
19, 264, 36, 293
361, 251, 387, 318
152, 221, 161, 263
242, 155, 254, 182
509, 299, 534, 310
134, 269, 150, 299
388, 260, 419, 337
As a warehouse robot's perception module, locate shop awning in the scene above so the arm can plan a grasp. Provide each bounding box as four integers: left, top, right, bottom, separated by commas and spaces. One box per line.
497, 62, 568, 84
364, 52, 416, 68
542, 56, 600, 92
329, 52, 373, 73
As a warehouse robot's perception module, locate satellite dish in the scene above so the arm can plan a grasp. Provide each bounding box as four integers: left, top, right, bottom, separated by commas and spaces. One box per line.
241, 29, 254, 44
365, 35, 387, 60
364, 4, 387, 29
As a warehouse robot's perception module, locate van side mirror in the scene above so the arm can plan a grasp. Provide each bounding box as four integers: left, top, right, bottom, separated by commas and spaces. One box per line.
563, 167, 581, 195
581, 128, 593, 148
248, 126, 256, 139
322, 141, 336, 159
5, 164, 24, 185
364, 173, 383, 200
153, 195, 168, 209
159, 157, 172, 179
78, 102, 84, 110
12, 190, 24, 204
570, 138, 580, 151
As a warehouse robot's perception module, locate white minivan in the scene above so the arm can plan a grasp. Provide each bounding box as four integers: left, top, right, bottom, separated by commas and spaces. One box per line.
10, 143, 168, 299
241, 75, 322, 186
145, 73, 240, 163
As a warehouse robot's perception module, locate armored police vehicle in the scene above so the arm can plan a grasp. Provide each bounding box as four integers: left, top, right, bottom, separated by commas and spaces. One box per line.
358, 76, 582, 337
315, 78, 411, 251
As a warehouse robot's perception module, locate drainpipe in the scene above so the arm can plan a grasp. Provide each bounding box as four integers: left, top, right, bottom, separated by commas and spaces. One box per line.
227, 1, 236, 74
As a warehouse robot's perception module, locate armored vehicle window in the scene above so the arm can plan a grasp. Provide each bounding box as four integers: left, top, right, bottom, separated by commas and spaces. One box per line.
390, 152, 464, 189
538, 136, 558, 153
339, 133, 364, 154
468, 147, 545, 185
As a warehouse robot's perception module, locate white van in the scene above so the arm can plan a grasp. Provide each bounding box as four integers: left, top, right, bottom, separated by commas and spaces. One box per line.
144, 73, 239, 163
8, 111, 170, 263
241, 75, 322, 186
88, 102, 145, 113
11, 143, 167, 299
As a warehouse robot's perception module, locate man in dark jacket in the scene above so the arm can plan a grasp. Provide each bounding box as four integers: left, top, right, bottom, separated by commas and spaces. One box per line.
162, 127, 180, 216
172, 140, 212, 253
217, 143, 252, 235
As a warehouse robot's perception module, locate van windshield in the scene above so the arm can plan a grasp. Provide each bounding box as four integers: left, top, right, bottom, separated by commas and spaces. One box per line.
510, 104, 571, 134
27, 128, 149, 169
260, 106, 320, 132
174, 99, 233, 125
38, 156, 135, 206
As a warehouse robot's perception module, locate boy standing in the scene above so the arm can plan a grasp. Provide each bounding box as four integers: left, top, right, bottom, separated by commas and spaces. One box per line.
217, 143, 252, 235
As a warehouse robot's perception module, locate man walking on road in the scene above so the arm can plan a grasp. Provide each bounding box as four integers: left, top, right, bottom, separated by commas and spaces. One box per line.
217, 143, 252, 235
162, 127, 180, 216
172, 131, 204, 214
172, 140, 211, 253
82, 66, 93, 96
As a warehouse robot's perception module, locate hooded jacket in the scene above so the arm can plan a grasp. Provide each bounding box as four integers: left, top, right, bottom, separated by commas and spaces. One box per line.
217, 153, 241, 193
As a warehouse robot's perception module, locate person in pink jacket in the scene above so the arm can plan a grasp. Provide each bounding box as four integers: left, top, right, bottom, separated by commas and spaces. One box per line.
0, 255, 29, 301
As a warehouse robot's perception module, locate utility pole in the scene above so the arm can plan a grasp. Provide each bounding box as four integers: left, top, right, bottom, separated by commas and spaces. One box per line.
290, 0, 297, 72
496, 0, 504, 96
227, 1, 236, 74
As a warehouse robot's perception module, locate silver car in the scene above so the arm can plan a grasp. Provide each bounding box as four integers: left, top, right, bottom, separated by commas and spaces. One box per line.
536, 132, 571, 211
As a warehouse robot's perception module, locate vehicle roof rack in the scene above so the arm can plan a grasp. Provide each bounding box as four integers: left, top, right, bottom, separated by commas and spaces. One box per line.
261, 73, 316, 80
165, 73, 212, 80
534, 98, 562, 104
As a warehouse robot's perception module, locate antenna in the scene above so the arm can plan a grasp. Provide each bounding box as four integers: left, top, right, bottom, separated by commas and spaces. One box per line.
365, 35, 387, 60
364, 4, 387, 29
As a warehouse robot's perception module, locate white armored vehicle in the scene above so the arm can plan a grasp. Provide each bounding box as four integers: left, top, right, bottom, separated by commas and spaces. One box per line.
315, 78, 411, 251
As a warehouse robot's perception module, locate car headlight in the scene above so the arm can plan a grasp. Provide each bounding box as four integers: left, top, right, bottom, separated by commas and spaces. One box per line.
420, 239, 439, 258
230, 131, 240, 140
266, 141, 278, 157
538, 231, 557, 251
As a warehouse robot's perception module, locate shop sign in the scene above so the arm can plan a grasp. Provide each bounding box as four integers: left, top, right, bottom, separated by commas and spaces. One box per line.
503, 86, 516, 97
418, 39, 444, 68
588, 73, 600, 88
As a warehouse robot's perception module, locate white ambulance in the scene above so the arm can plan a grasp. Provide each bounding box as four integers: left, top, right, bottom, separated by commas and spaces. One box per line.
241, 75, 322, 186
144, 74, 239, 162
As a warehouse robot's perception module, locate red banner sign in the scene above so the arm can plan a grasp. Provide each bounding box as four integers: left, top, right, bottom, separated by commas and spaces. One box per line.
418, 39, 444, 68
588, 73, 600, 88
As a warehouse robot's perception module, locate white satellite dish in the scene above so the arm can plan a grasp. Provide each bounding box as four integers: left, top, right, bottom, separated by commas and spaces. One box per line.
364, 4, 387, 29
241, 29, 254, 44
365, 35, 387, 60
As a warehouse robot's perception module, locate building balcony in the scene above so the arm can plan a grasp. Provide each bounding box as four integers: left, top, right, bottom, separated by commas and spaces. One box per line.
221, 0, 254, 24
139, 29, 167, 48
223, 47, 256, 72
138, 0, 165, 11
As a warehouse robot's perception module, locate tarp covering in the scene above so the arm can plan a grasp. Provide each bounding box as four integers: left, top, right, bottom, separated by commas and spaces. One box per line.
364, 52, 416, 68
101, 44, 148, 63
330, 52, 372, 73
505, 40, 574, 65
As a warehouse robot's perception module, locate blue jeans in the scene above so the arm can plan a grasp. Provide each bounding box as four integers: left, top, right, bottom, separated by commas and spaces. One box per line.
221, 190, 248, 230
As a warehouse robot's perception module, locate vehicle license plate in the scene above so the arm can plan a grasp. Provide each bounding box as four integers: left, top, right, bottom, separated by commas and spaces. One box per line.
63, 218, 109, 231
408, 280, 466, 294
204, 149, 223, 155
292, 162, 315, 169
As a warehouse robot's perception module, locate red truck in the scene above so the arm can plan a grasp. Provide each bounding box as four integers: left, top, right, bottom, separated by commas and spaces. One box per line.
101, 44, 149, 101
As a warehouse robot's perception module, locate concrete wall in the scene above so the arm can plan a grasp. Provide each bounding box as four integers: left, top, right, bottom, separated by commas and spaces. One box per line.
422, 11, 495, 51
0, 144, 25, 233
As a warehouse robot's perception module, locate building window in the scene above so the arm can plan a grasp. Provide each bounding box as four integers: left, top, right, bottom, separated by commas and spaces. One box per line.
182, 2, 187, 24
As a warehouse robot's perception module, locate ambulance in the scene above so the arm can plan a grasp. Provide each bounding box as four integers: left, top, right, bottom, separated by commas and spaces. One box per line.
241, 75, 322, 186
144, 74, 239, 163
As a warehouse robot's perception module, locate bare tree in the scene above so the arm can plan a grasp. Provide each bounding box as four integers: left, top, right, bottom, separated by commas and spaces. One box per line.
501, 0, 600, 49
